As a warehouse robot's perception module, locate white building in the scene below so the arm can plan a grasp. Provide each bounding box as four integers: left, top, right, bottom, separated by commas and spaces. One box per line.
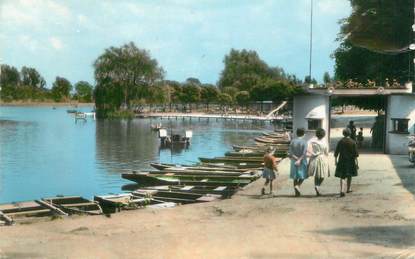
293, 83, 414, 154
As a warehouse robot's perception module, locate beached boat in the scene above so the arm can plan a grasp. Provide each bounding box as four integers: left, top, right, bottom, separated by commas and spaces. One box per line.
199, 156, 269, 164
0, 201, 55, 225
121, 172, 252, 187
232, 144, 289, 152
149, 162, 256, 172
94, 193, 175, 213
200, 162, 264, 169
254, 137, 290, 144
126, 171, 257, 181
140, 185, 236, 198
140, 169, 258, 177
41, 196, 103, 215
262, 132, 288, 138
132, 189, 221, 204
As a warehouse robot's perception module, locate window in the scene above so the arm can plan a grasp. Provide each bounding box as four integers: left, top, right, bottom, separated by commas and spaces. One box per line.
308, 119, 322, 130
390, 118, 409, 134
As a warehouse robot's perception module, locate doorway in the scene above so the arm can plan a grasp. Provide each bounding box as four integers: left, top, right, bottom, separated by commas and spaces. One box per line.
329, 95, 387, 154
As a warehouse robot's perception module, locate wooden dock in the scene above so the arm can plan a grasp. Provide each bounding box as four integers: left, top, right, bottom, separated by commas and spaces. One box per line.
139, 113, 291, 123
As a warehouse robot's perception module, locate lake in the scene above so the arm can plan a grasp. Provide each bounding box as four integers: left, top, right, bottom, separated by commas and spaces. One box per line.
0, 106, 274, 203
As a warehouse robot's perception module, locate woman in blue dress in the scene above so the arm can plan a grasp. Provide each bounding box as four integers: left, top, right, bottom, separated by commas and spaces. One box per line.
288, 128, 308, 196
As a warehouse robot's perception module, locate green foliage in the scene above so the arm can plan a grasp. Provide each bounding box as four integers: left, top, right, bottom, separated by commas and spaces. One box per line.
21, 66, 46, 89
51, 77, 72, 102
179, 83, 201, 104
93, 42, 164, 111
0, 64, 50, 101
218, 49, 302, 102
218, 93, 233, 105
340, 0, 412, 53
332, 96, 386, 112
200, 85, 219, 104
235, 91, 250, 106
334, 1, 412, 84
74, 81, 93, 102
106, 110, 135, 119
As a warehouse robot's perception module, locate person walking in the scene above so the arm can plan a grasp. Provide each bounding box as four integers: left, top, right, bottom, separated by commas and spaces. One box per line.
261, 148, 278, 195
288, 128, 308, 196
334, 128, 359, 197
347, 121, 357, 141
307, 128, 330, 196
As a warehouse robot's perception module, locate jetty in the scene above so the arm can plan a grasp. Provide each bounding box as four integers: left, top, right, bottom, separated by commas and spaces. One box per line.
139, 112, 291, 123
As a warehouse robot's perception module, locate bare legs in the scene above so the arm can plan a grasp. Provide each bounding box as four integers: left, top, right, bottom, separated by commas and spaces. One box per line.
261, 179, 274, 195
314, 177, 324, 196
339, 176, 352, 197
293, 179, 304, 196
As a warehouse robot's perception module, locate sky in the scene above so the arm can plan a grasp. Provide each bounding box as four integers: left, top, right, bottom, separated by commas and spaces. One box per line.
0, 0, 351, 88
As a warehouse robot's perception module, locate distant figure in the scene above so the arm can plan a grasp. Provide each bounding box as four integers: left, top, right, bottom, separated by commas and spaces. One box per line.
371, 116, 384, 149
347, 121, 357, 141
288, 128, 308, 197
307, 128, 330, 196
261, 148, 278, 195
334, 128, 359, 197
357, 128, 364, 148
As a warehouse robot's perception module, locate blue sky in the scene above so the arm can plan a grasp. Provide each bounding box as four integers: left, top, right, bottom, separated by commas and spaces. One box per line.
0, 0, 351, 88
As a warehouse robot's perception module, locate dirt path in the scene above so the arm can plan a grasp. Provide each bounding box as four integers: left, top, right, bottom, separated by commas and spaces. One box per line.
0, 154, 414, 259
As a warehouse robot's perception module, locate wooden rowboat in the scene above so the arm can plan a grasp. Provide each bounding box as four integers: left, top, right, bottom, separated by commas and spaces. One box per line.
41, 196, 103, 215
149, 163, 254, 173
254, 137, 290, 144
132, 189, 221, 204
121, 172, 252, 187
94, 193, 175, 213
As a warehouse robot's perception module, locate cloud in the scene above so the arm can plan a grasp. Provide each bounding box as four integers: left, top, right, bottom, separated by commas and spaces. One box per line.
0, 0, 72, 29
49, 37, 63, 50
317, 0, 350, 16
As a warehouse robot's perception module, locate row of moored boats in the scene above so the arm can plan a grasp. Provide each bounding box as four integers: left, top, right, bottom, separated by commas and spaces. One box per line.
0, 130, 291, 226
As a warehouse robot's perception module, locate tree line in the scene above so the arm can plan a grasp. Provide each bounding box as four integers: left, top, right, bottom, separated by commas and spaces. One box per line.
0, 65, 93, 102
94, 43, 306, 117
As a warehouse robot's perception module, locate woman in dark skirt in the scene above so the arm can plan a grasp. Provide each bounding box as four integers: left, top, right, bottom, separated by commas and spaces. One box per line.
334, 128, 359, 197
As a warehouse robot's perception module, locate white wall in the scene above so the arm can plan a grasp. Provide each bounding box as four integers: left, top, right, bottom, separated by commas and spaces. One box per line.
293, 95, 330, 143
386, 95, 415, 154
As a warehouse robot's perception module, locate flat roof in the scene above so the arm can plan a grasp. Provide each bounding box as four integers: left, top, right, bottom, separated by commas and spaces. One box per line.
304, 83, 413, 96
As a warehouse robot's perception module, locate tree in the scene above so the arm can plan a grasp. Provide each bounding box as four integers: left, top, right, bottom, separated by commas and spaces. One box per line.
340, 0, 411, 53
0, 65, 20, 101
93, 42, 164, 113
21, 67, 46, 89
200, 85, 219, 110
235, 91, 250, 106
180, 84, 201, 104
218, 93, 233, 105
75, 81, 93, 102
185, 77, 201, 86
334, 1, 412, 84
51, 77, 72, 102
218, 49, 272, 91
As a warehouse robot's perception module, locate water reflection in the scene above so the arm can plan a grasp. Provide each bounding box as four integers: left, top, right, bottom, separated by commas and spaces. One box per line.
1, 107, 273, 203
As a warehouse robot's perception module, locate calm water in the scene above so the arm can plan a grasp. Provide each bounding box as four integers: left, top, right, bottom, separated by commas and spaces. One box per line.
0, 106, 274, 203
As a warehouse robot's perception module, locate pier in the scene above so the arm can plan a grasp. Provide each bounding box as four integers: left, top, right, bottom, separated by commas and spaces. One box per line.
139, 112, 291, 123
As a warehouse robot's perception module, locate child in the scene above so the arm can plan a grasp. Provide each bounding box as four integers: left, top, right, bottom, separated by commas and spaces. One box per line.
261, 148, 278, 195
357, 128, 364, 148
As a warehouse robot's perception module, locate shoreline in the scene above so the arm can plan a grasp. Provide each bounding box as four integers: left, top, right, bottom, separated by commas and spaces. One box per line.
0, 154, 414, 258
0, 102, 94, 107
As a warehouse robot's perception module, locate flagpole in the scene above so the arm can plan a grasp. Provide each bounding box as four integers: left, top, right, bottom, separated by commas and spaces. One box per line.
309, 0, 314, 81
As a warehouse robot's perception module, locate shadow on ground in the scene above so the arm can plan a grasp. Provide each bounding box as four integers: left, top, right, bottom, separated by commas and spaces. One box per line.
389, 155, 415, 197
316, 225, 415, 249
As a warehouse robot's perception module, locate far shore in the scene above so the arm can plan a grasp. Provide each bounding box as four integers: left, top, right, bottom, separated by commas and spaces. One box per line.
0, 101, 94, 107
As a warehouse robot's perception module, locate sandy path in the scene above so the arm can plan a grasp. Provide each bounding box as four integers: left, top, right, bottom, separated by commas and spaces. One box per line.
0, 154, 414, 259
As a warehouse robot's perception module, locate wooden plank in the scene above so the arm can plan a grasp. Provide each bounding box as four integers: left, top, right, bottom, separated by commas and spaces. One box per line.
35, 200, 68, 216
0, 211, 14, 225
